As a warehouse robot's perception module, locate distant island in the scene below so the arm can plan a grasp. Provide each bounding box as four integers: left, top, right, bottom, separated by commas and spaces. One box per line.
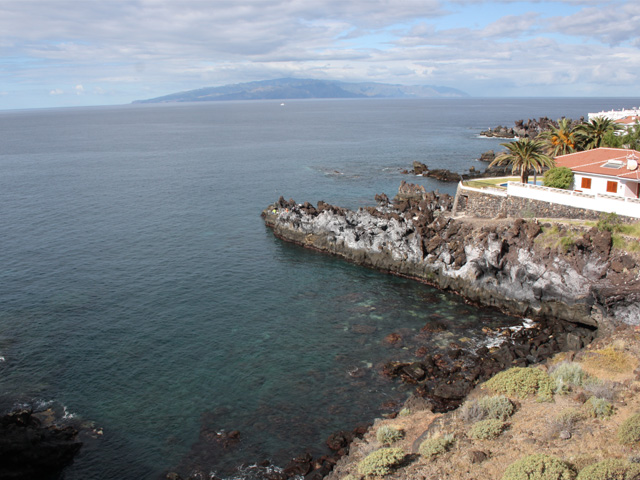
133, 78, 468, 103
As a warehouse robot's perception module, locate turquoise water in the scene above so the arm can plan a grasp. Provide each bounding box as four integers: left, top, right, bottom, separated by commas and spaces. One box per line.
0, 98, 637, 479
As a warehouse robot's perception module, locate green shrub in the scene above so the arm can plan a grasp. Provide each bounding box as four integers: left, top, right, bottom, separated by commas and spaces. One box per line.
585, 397, 614, 419
618, 413, 640, 445
484, 367, 555, 400
469, 419, 506, 439
551, 362, 587, 394
543, 167, 574, 190
501, 454, 576, 480
418, 434, 454, 460
576, 458, 640, 479
598, 212, 622, 233
398, 408, 411, 417
461, 395, 515, 423
357, 448, 405, 476
376, 425, 404, 445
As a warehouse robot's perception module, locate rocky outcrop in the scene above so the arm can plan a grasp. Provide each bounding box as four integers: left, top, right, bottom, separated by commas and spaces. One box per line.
480, 116, 584, 139
0, 409, 82, 480
382, 315, 595, 412
262, 186, 640, 329
404, 160, 510, 182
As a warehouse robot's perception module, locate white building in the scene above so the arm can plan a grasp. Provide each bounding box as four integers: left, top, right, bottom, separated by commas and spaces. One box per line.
588, 108, 640, 122
555, 148, 640, 198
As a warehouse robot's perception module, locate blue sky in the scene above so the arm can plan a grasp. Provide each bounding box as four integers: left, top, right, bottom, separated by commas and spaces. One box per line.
1, 0, 639, 110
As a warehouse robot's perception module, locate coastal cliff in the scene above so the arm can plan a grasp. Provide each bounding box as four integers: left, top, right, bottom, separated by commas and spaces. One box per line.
262, 184, 639, 330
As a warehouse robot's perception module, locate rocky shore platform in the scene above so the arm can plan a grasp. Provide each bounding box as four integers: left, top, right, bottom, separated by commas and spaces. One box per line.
262, 184, 639, 329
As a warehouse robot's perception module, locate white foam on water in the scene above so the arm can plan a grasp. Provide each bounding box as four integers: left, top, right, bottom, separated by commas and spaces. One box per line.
481, 318, 538, 349
62, 405, 76, 420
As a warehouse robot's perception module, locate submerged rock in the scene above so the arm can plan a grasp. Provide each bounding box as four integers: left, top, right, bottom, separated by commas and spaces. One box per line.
0, 409, 82, 480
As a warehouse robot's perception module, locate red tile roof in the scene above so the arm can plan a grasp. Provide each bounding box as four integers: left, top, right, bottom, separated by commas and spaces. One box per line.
615, 116, 640, 125
554, 148, 640, 180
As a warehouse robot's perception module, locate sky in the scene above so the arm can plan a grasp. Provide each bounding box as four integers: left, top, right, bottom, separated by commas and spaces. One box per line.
1, 0, 639, 110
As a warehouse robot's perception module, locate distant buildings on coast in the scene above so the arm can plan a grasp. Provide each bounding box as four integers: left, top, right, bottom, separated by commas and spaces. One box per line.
589, 107, 640, 122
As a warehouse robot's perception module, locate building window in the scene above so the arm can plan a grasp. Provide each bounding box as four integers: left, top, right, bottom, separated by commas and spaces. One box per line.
581, 177, 592, 189
607, 181, 618, 193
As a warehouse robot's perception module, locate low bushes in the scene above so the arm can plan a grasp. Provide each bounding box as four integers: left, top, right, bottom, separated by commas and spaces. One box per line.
550, 362, 587, 393
484, 367, 554, 400
468, 419, 506, 440
576, 458, 640, 480
501, 454, 576, 480
552, 408, 584, 433
418, 434, 455, 461
376, 425, 404, 445
584, 397, 614, 419
461, 395, 515, 423
618, 413, 640, 445
357, 447, 405, 476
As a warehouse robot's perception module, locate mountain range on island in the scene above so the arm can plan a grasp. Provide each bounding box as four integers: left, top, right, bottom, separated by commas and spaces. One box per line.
133, 78, 468, 103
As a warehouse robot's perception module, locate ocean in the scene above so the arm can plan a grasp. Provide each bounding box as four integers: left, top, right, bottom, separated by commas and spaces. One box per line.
0, 97, 637, 479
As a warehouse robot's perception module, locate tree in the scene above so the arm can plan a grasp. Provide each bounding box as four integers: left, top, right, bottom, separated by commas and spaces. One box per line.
490, 138, 555, 184
539, 118, 578, 156
543, 166, 574, 189
575, 117, 623, 150
621, 122, 640, 150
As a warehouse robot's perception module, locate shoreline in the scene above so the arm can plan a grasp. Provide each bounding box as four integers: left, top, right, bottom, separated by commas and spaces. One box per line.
252, 183, 640, 480
261, 190, 637, 329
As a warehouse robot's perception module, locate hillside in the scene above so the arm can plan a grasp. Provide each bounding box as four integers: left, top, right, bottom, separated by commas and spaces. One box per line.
327, 325, 640, 480
133, 78, 468, 103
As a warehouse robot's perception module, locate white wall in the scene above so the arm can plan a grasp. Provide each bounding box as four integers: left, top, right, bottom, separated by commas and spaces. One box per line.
507, 182, 640, 219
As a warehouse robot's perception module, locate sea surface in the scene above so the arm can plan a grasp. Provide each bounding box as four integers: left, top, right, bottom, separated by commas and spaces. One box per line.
0, 97, 637, 479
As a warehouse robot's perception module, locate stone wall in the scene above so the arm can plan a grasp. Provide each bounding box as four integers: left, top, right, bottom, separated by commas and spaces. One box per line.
453, 186, 633, 221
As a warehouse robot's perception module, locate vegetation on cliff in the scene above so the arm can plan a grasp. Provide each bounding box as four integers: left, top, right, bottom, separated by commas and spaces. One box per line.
325, 326, 640, 480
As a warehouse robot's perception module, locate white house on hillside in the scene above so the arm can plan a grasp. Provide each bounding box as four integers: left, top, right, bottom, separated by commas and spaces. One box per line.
615, 115, 640, 133
554, 148, 640, 198
589, 108, 640, 122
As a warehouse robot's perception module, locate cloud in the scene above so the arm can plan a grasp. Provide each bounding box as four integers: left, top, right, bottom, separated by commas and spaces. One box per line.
546, 3, 640, 45
1, 0, 640, 107
49, 88, 64, 95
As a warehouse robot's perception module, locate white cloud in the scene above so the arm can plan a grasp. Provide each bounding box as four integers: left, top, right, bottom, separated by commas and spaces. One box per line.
75, 84, 84, 95
49, 88, 64, 95
1, 0, 640, 108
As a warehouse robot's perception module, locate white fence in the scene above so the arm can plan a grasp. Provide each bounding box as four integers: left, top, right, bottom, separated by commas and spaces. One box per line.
506, 182, 640, 219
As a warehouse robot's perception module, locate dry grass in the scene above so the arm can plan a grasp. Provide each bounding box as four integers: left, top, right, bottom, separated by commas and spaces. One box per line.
580, 346, 638, 380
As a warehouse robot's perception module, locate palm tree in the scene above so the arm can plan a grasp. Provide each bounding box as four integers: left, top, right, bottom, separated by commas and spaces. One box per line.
490, 138, 555, 184
575, 117, 623, 150
539, 118, 578, 156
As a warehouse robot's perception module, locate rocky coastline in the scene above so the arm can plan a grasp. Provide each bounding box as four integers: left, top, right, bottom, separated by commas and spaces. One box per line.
166, 181, 640, 480
479, 116, 584, 139
402, 156, 508, 182
262, 185, 638, 330
251, 183, 640, 480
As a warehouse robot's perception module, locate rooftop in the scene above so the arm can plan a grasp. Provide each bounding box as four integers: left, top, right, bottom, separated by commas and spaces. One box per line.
555, 148, 640, 180
615, 116, 640, 125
